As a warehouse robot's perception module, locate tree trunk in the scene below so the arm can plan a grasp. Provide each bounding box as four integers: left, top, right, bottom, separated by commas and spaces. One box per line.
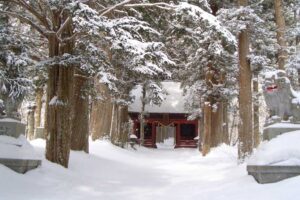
296, 11, 300, 86
90, 81, 113, 140
140, 84, 146, 146
110, 103, 119, 145
274, 0, 287, 70
222, 101, 230, 145
202, 102, 212, 156
34, 87, 43, 128
253, 76, 260, 148
211, 102, 223, 147
45, 14, 75, 168
118, 105, 129, 148
238, 0, 253, 162
198, 116, 202, 151
71, 71, 89, 153
27, 106, 35, 140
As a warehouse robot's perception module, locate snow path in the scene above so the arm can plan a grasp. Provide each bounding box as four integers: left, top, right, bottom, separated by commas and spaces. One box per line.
0, 140, 300, 200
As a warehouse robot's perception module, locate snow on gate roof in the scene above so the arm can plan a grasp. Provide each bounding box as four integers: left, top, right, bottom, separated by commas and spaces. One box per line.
128, 82, 189, 114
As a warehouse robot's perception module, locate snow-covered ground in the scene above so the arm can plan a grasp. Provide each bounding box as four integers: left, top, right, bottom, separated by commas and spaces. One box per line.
1, 137, 300, 200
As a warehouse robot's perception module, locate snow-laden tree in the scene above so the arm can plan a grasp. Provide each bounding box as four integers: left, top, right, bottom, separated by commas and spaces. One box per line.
0, 2, 33, 119
0, 0, 111, 167
285, 0, 300, 86
169, 2, 236, 154
88, 2, 174, 146
0, 0, 177, 165
126, 0, 237, 153
217, 0, 282, 161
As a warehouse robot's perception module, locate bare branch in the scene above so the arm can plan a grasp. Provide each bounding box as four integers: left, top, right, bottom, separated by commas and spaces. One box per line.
39, 0, 55, 27
17, 0, 51, 30
37, 0, 44, 14
1, 0, 52, 30
95, 1, 106, 9
100, 0, 135, 17
0, 10, 49, 38
124, 3, 176, 10
56, 17, 72, 37
61, 32, 79, 44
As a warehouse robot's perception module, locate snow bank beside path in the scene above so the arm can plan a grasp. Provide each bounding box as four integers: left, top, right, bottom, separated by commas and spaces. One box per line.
248, 131, 300, 165
0, 139, 300, 200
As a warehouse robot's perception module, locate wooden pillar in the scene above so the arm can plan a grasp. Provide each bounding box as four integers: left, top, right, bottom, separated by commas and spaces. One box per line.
151, 122, 156, 148
175, 123, 180, 148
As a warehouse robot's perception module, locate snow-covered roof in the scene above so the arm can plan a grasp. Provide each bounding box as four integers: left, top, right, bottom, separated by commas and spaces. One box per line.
129, 82, 188, 114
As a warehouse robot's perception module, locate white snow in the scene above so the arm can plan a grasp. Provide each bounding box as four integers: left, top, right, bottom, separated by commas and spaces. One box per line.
0, 135, 40, 160
0, 138, 300, 200
129, 134, 138, 139
264, 70, 286, 79
49, 96, 65, 106
129, 82, 188, 113
0, 118, 25, 124
266, 122, 300, 129
248, 131, 300, 166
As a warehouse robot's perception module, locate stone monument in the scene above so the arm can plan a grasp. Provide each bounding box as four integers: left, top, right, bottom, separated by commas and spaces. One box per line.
247, 70, 300, 183
262, 70, 300, 140
0, 83, 41, 173
0, 95, 26, 138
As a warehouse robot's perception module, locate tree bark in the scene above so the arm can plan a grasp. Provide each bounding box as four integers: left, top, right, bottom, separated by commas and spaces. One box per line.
296, 11, 300, 85
274, 0, 287, 70
34, 87, 43, 128
118, 105, 129, 148
211, 102, 223, 147
27, 106, 35, 140
238, 0, 253, 162
253, 76, 260, 148
45, 13, 75, 168
110, 102, 119, 145
202, 102, 212, 156
90, 81, 113, 141
222, 101, 230, 145
71, 71, 89, 153
140, 84, 146, 146
199, 111, 204, 152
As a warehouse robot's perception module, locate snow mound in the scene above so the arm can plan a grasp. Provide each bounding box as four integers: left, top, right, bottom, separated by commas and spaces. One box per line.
248, 131, 300, 166
0, 135, 40, 160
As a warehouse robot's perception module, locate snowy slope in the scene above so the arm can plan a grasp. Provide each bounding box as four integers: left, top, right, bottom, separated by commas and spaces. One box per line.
0, 139, 300, 200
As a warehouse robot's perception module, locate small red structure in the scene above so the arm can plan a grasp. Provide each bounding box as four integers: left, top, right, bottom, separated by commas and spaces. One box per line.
129, 82, 199, 148
129, 113, 198, 148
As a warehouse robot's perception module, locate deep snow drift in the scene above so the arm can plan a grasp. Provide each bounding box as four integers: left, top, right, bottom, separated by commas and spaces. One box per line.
249, 131, 300, 166
0, 137, 300, 200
